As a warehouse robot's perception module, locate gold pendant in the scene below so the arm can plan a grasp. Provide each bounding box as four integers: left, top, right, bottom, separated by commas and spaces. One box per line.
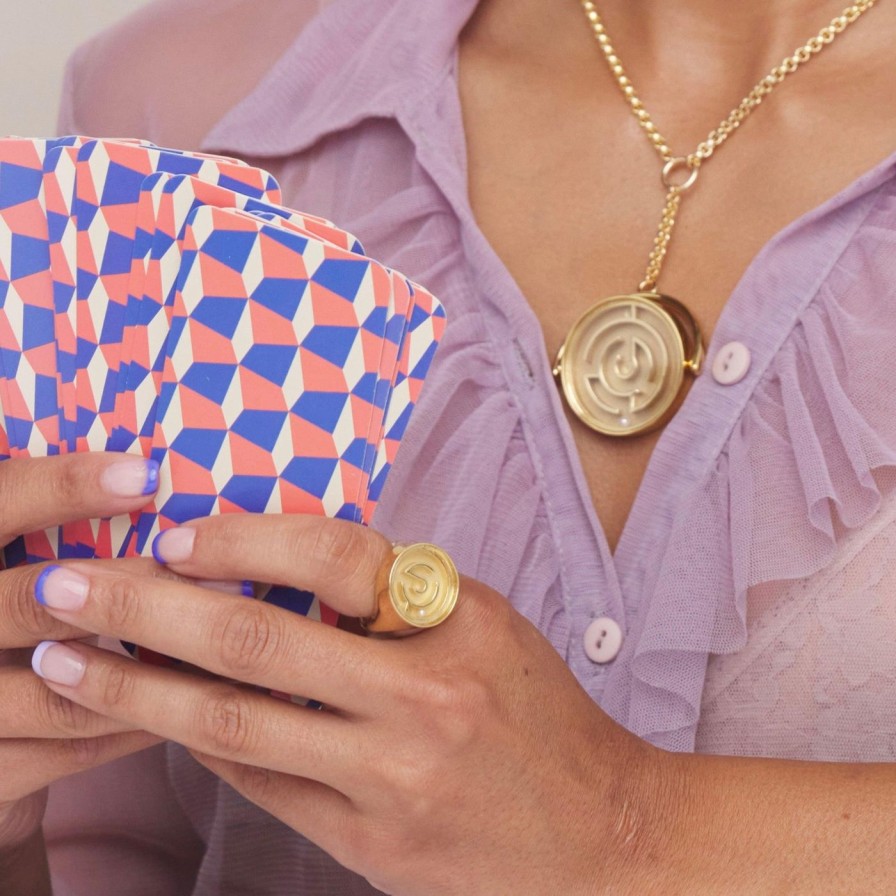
552, 292, 704, 437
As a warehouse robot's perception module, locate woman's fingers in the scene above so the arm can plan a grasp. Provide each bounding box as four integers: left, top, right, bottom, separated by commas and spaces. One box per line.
0, 453, 159, 547
0, 556, 232, 650
0, 453, 161, 647
0, 452, 166, 846
32, 641, 361, 792
1, 665, 137, 739
0, 563, 86, 648
31, 564, 391, 712
153, 515, 393, 618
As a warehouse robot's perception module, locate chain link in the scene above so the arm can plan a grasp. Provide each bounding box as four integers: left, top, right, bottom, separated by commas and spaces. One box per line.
580, 0, 875, 167
578, 0, 877, 290
639, 188, 681, 293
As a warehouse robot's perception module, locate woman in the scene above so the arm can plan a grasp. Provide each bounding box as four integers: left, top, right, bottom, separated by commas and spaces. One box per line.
4, 0, 896, 891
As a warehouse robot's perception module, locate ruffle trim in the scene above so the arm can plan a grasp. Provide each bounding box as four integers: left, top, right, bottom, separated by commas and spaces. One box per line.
626, 182, 896, 750
363, 162, 568, 641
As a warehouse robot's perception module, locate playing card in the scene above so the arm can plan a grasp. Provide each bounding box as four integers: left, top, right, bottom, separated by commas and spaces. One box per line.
0, 138, 61, 459
0, 135, 447, 586
241, 202, 365, 256
42, 138, 90, 454
126, 204, 386, 557
52, 141, 281, 558
367, 278, 446, 510
43, 137, 158, 453
240, 209, 398, 519
109, 173, 361, 458
361, 271, 414, 519
72, 139, 281, 454
107, 170, 167, 456
0, 138, 74, 563
106, 176, 379, 559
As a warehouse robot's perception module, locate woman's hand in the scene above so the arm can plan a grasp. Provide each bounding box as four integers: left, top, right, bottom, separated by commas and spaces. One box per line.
0, 452, 165, 853
26, 515, 674, 895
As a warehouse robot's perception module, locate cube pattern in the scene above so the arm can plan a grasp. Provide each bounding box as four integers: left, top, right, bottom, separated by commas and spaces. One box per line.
0, 136, 446, 635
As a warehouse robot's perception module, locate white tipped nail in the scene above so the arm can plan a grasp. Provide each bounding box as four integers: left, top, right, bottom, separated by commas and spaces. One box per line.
32, 640, 87, 686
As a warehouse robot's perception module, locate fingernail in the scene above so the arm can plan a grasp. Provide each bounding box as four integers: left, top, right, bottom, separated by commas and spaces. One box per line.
195, 579, 251, 597
32, 641, 86, 686
101, 458, 160, 498
152, 527, 196, 564
35, 566, 90, 611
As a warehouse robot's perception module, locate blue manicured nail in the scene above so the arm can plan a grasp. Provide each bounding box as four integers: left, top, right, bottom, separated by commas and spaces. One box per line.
35, 565, 89, 611
100, 458, 160, 498
152, 527, 196, 564
142, 459, 160, 496
35, 566, 60, 606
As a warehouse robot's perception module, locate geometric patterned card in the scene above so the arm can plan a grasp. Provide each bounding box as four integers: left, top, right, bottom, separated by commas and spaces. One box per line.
0, 138, 447, 639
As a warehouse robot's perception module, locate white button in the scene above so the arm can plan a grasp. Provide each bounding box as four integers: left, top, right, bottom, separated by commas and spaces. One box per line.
711, 341, 751, 385
583, 618, 623, 664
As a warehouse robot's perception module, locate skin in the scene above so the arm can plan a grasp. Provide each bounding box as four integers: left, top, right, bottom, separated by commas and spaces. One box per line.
0, 454, 241, 890
28, 521, 662, 894
0, 453, 166, 892
10, 0, 896, 891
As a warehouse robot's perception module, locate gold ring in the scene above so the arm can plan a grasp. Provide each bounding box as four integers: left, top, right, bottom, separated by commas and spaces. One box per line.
361, 543, 460, 634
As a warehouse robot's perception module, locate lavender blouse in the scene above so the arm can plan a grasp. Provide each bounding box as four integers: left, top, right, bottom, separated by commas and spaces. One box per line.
47, 0, 896, 892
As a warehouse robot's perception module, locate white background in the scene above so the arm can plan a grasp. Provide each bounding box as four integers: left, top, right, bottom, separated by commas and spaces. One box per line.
0, 1, 150, 137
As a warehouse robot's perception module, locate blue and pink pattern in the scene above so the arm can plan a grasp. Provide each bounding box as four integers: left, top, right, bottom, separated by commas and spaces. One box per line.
0, 136, 446, 634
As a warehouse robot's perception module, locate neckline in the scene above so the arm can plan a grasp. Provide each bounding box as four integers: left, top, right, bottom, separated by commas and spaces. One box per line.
434, 42, 896, 611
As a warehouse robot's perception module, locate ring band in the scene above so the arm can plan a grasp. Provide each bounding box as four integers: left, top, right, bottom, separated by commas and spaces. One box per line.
362, 543, 460, 634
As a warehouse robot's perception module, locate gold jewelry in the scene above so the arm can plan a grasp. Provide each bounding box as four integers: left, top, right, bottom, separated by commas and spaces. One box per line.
362, 543, 460, 634
554, 293, 703, 435
554, 0, 877, 437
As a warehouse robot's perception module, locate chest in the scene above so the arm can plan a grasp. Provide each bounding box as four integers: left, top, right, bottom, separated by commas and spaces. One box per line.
457, 44, 894, 552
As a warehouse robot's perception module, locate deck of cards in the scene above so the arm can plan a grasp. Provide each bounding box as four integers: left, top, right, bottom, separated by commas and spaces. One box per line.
0, 136, 445, 623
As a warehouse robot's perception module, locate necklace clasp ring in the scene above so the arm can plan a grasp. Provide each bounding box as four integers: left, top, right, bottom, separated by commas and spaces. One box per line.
661, 157, 700, 192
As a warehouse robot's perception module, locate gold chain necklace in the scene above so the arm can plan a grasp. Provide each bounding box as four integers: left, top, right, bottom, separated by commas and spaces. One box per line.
553, 0, 877, 437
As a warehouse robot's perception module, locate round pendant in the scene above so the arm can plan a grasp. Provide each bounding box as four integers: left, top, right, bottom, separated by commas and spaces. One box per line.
553, 292, 703, 437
